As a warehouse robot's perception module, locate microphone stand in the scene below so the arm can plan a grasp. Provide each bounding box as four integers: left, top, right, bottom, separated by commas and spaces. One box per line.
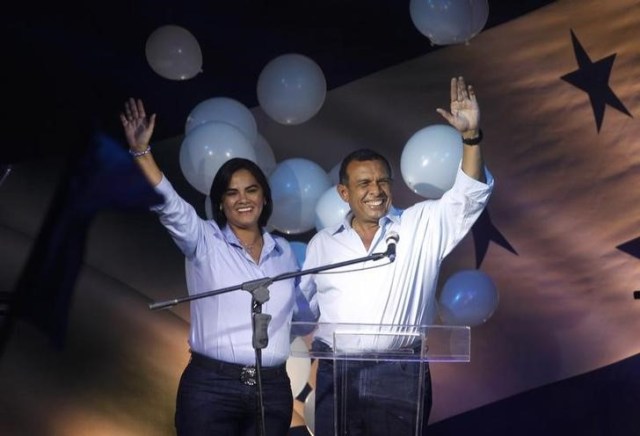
148, 246, 395, 436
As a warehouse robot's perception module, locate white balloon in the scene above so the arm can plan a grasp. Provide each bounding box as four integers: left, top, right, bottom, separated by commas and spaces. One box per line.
253, 134, 277, 176
286, 337, 312, 398
438, 269, 499, 327
185, 97, 258, 144
268, 158, 331, 234
409, 0, 489, 45
315, 186, 349, 231
257, 53, 327, 125
327, 161, 341, 186
469, 0, 490, 34
145, 25, 202, 80
400, 124, 462, 199
179, 122, 257, 195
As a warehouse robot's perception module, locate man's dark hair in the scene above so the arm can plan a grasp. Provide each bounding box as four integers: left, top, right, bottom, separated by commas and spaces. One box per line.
338, 148, 393, 185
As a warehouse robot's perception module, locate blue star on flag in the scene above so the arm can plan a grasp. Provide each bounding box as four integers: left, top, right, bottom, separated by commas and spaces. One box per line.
617, 237, 640, 260
561, 30, 632, 132
472, 209, 518, 268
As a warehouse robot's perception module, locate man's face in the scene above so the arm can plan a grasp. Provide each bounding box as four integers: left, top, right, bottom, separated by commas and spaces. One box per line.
338, 159, 392, 226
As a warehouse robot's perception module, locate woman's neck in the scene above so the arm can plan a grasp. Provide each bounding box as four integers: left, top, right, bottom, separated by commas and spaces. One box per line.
231, 225, 263, 261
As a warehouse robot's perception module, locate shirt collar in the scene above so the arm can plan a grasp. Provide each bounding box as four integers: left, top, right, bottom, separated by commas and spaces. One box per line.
333, 206, 402, 236
221, 224, 281, 254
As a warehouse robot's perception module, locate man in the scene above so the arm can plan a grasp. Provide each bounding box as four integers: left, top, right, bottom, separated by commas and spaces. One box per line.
300, 76, 494, 435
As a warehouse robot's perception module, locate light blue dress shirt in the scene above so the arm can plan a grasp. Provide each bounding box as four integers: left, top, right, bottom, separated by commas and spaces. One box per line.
152, 176, 300, 366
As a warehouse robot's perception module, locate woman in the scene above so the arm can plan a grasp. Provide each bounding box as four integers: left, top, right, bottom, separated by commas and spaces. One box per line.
121, 98, 301, 435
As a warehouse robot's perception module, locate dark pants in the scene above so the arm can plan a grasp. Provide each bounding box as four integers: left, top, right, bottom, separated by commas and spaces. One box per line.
175, 352, 293, 436
313, 340, 432, 436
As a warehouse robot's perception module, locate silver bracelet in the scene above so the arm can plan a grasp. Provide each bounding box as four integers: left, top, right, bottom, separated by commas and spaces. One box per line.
129, 145, 151, 157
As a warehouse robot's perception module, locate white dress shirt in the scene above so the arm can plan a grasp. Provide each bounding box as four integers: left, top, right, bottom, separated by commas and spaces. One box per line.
300, 166, 494, 350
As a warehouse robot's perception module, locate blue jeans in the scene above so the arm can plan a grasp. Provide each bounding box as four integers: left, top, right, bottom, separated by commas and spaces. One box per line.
313, 341, 432, 436
175, 354, 293, 436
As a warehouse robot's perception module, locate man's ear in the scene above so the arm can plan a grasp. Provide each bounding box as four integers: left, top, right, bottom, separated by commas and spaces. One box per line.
337, 184, 349, 202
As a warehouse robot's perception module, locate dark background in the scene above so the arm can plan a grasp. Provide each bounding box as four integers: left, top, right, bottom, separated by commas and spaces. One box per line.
3, 2, 640, 435
3, 0, 554, 163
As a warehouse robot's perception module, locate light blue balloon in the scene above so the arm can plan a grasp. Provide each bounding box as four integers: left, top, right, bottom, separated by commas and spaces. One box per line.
268, 158, 331, 234
438, 269, 499, 327
179, 121, 257, 195
315, 185, 349, 231
400, 124, 462, 199
253, 133, 277, 176
184, 97, 258, 144
257, 53, 327, 125
289, 241, 308, 268
145, 25, 203, 80
409, 0, 489, 45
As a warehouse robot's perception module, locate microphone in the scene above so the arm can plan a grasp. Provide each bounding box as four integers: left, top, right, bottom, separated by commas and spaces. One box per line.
385, 231, 399, 262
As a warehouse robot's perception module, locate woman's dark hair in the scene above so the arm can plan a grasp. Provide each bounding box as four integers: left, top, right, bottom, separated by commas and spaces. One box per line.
209, 158, 273, 228
338, 148, 393, 185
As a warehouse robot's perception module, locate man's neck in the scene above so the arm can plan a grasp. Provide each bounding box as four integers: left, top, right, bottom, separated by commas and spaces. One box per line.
351, 218, 379, 251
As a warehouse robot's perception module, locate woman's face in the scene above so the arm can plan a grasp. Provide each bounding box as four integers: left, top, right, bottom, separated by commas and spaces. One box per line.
221, 169, 265, 231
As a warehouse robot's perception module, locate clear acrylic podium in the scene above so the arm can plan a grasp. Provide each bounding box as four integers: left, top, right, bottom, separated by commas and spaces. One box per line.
290, 322, 470, 435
